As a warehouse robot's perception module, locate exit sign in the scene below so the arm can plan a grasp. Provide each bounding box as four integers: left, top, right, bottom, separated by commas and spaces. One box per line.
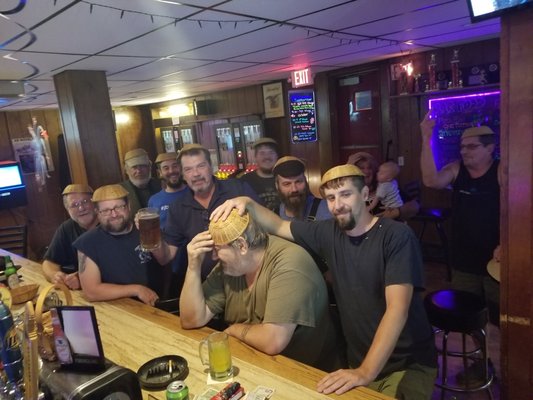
291, 68, 313, 88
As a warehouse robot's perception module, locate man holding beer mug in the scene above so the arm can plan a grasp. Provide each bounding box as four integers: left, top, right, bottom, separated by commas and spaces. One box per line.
180, 209, 342, 372
73, 184, 164, 305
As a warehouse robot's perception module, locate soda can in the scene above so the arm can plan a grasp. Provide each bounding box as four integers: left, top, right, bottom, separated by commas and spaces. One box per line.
166, 380, 189, 400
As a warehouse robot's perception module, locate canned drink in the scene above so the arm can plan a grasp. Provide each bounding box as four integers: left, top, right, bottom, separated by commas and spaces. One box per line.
166, 380, 189, 400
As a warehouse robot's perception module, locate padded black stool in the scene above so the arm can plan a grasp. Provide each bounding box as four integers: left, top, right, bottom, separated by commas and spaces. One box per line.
424, 290, 494, 399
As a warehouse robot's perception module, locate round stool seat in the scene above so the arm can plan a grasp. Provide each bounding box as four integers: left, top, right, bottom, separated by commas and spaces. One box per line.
424, 290, 488, 333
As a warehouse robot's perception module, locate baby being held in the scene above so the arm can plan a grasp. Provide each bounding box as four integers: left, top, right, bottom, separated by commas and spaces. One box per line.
367, 161, 403, 213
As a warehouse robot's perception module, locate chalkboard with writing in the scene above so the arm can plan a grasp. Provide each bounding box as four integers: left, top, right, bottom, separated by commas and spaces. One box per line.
429, 90, 500, 169
289, 90, 318, 143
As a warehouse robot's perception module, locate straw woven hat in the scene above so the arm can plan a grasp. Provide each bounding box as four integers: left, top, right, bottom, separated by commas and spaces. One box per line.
62, 183, 93, 195
124, 148, 150, 166
461, 126, 495, 139
320, 164, 365, 187
209, 209, 250, 245
273, 156, 305, 177
92, 184, 129, 202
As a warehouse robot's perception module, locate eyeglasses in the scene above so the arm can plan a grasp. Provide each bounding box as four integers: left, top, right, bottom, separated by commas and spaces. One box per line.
68, 199, 91, 209
460, 143, 483, 151
98, 204, 127, 216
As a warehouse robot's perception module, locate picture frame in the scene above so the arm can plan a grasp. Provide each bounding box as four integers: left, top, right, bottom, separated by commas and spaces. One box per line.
262, 82, 285, 119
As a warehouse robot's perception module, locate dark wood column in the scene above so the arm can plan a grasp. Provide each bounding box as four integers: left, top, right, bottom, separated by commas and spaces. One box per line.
500, 8, 533, 399
53, 70, 122, 188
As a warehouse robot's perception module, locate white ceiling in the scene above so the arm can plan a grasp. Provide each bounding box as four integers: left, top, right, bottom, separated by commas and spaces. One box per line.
0, 0, 500, 111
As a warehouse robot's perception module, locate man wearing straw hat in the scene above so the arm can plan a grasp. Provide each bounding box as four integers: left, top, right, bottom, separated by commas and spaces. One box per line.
211, 164, 437, 399
42, 184, 98, 290
420, 115, 500, 326
73, 184, 163, 305
180, 209, 342, 372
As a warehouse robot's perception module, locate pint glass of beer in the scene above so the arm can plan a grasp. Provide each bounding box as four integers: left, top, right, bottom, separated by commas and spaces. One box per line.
138, 207, 160, 251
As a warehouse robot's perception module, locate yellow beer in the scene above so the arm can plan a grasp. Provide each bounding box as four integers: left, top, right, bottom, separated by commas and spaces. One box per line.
199, 332, 233, 380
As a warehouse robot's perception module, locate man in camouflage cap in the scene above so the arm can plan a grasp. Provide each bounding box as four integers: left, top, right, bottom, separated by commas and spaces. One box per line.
42, 183, 98, 289
73, 184, 163, 305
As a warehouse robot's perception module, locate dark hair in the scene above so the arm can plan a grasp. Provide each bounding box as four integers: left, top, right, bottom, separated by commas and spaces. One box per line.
177, 147, 211, 168
319, 176, 365, 197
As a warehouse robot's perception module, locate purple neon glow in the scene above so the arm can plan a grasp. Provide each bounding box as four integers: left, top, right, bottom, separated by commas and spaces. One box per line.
429, 90, 501, 109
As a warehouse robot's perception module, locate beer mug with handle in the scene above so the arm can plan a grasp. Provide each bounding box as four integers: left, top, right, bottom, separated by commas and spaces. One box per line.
199, 332, 233, 380
138, 207, 160, 251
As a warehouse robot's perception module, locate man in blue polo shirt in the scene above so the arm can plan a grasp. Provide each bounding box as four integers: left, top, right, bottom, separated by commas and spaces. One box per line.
151, 144, 259, 285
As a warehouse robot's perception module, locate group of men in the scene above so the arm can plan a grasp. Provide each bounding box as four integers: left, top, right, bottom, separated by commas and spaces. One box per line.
40, 114, 500, 398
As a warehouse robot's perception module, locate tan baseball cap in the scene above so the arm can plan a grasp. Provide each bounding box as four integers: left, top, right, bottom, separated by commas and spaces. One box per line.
209, 209, 250, 245
461, 126, 495, 140
124, 148, 150, 167
253, 137, 278, 149
273, 156, 306, 177
92, 184, 129, 202
62, 183, 93, 195
320, 164, 365, 187
155, 152, 177, 164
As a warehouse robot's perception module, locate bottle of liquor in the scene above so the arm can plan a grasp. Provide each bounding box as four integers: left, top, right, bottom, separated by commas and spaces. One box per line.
50, 308, 73, 365
0, 300, 23, 384
4, 257, 20, 289
451, 49, 461, 88
428, 54, 437, 91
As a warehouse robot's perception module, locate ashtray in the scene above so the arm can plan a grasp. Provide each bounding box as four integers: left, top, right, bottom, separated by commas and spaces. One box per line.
137, 355, 188, 390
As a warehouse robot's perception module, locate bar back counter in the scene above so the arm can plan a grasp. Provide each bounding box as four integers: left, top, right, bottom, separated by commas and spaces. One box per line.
1, 249, 391, 400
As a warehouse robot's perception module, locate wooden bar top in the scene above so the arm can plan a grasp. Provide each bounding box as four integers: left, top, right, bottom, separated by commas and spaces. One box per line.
1, 249, 392, 400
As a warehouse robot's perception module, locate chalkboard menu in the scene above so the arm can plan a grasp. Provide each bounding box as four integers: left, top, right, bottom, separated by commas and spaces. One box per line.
288, 90, 317, 143
429, 90, 500, 169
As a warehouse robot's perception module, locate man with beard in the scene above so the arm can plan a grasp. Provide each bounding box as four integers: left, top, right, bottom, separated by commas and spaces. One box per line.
151, 144, 259, 283
74, 184, 163, 305
211, 164, 437, 399
274, 156, 330, 221
239, 137, 280, 211
120, 148, 161, 216
148, 152, 187, 228
42, 184, 98, 289
180, 210, 342, 372
148, 152, 187, 298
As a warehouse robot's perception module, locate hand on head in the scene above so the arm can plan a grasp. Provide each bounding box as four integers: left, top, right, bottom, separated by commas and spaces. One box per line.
210, 197, 248, 222
187, 231, 214, 269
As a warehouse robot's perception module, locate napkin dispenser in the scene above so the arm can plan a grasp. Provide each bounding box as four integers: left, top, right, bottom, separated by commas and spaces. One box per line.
40, 359, 142, 400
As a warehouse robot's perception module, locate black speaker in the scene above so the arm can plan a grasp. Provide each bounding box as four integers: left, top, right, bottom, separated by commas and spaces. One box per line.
194, 99, 217, 116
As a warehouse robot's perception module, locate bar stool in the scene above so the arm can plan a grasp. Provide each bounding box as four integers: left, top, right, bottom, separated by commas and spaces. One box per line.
424, 290, 494, 399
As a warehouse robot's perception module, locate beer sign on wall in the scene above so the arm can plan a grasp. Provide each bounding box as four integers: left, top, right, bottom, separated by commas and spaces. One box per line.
288, 90, 318, 143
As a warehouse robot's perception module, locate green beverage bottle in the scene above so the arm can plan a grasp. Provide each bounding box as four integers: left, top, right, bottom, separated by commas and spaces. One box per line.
4, 256, 20, 289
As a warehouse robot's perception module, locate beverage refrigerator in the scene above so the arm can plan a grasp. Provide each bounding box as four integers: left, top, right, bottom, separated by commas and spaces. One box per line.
161, 125, 197, 153
213, 121, 263, 179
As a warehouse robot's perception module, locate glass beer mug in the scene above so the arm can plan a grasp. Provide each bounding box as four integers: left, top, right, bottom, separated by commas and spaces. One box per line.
199, 332, 233, 380
138, 208, 160, 251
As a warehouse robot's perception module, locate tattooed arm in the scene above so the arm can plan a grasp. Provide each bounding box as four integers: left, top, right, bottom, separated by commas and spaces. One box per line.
77, 251, 158, 305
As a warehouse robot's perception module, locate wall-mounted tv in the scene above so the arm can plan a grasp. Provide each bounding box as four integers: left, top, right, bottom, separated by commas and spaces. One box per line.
0, 161, 28, 210
467, 0, 533, 23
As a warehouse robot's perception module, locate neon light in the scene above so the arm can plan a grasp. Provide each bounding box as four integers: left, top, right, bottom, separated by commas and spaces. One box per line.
429, 90, 500, 109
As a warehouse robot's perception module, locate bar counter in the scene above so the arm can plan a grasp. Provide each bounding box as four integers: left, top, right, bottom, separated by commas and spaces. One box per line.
1, 249, 392, 400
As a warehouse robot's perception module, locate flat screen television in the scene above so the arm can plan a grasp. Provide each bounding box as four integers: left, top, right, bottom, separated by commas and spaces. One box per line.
0, 161, 28, 210
467, 0, 533, 22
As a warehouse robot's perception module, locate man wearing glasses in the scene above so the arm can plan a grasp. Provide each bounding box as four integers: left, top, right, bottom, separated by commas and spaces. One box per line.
420, 113, 501, 327
73, 184, 162, 305
42, 184, 98, 289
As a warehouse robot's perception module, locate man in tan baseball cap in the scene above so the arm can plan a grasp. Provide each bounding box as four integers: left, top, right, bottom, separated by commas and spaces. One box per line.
72, 184, 163, 306
42, 183, 98, 290
420, 113, 500, 332
120, 148, 161, 216
209, 163, 437, 398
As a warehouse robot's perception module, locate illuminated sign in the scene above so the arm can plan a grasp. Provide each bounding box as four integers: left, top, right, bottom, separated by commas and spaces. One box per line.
291, 68, 313, 88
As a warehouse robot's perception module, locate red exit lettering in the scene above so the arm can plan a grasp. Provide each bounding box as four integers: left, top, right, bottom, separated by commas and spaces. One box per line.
291, 68, 313, 88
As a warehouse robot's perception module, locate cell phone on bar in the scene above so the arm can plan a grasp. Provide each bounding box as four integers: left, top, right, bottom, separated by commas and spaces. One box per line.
55, 306, 106, 371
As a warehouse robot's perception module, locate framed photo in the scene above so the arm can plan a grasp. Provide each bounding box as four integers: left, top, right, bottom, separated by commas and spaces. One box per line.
12, 138, 37, 174
262, 82, 285, 118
